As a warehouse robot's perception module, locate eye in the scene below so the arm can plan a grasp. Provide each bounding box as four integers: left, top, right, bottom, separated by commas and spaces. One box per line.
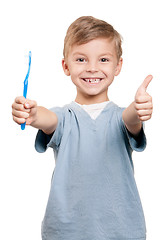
100, 58, 109, 62
76, 58, 85, 62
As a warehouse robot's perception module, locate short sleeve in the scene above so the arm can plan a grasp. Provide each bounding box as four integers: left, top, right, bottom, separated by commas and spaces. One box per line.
35, 107, 64, 153
117, 108, 147, 152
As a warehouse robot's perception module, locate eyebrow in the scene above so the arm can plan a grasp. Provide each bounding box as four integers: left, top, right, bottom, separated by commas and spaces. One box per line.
72, 52, 114, 57
100, 53, 114, 57
72, 52, 87, 57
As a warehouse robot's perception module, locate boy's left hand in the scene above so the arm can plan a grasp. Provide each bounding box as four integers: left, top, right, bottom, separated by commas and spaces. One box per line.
134, 75, 153, 122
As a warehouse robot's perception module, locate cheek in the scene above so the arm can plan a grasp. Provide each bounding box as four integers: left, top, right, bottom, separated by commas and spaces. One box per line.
105, 68, 116, 78
102, 63, 116, 74
70, 71, 79, 81
69, 66, 85, 79
70, 70, 81, 85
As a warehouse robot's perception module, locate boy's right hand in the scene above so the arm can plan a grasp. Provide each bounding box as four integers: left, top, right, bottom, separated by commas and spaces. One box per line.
12, 96, 37, 126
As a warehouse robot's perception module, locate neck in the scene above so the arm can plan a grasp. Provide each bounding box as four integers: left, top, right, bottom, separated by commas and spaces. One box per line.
75, 92, 109, 105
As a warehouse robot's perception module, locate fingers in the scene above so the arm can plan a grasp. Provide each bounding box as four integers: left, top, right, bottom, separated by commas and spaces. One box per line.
12, 108, 29, 119
135, 108, 153, 121
136, 109, 153, 120
134, 98, 153, 122
12, 101, 30, 112
15, 96, 26, 104
135, 101, 153, 110
135, 94, 152, 104
13, 115, 28, 125
138, 115, 152, 122
12, 96, 37, 125
12, 97, 37, 111
24, 99, 37, 109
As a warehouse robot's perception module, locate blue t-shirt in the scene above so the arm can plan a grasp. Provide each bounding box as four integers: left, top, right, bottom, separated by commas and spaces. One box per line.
35, 101, 147, 240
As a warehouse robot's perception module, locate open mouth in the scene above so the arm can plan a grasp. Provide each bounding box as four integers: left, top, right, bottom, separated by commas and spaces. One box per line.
82, 78, 103, 83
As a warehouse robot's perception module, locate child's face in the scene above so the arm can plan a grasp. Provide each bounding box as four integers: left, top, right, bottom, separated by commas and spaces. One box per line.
62, 38, 122, 104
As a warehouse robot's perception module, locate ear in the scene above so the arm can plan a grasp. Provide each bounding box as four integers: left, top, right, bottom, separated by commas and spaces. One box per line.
62, 59, 70, 76
115, 57, 123, 76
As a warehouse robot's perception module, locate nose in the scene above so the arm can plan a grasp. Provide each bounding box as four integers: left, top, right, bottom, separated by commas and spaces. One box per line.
86, 61, 99, 73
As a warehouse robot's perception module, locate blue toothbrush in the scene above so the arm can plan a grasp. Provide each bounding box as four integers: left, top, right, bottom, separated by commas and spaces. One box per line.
21, 51, 32, 130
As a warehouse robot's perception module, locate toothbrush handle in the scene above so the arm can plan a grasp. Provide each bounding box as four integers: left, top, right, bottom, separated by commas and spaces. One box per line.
21, 122, 26, 130
21, 82, 28, 130
21, 51, 31, 131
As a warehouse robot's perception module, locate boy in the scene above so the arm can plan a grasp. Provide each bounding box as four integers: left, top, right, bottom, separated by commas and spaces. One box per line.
12, 16, 153, 240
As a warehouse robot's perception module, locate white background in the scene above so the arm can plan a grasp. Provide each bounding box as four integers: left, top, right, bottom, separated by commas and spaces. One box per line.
0, 0, 168, 239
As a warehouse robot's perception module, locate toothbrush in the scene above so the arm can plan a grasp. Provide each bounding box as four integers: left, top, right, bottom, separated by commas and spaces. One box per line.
21, 51, 32, 130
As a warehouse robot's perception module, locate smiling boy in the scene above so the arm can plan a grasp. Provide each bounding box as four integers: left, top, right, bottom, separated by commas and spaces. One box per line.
12, 16, 153, 240
62, 38, 122, 104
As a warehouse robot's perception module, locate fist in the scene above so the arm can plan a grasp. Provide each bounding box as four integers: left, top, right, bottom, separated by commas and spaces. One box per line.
12, 96, 37, 126
135, 75, 153, 121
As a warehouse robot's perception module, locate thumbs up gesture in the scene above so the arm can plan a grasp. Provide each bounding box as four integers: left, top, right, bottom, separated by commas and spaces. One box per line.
134, 75, 153, 122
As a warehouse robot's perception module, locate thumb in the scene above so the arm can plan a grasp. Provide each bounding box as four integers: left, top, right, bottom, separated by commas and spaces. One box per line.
24, 99, 37, 109
138, 75, 153, 93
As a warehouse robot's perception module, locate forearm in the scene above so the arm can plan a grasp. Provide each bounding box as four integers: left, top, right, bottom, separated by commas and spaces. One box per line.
122, 102, 142, 136
31, 106, 58, 135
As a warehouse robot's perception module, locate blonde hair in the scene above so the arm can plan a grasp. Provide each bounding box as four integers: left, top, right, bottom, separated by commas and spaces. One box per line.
63, 16, 123, 61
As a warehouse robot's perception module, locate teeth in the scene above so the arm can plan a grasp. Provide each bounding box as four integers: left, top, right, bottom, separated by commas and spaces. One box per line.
84, 78, 101, 83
